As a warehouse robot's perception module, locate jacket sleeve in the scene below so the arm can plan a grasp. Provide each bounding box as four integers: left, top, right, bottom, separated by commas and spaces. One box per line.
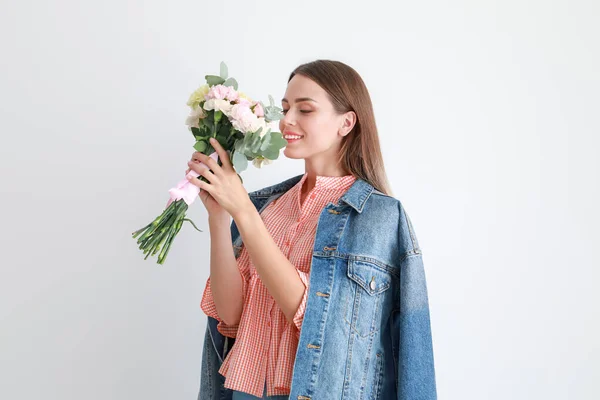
395, 251, 437, 399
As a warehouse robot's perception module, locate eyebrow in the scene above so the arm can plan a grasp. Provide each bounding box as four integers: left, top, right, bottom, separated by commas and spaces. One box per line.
281, 97, 318, 103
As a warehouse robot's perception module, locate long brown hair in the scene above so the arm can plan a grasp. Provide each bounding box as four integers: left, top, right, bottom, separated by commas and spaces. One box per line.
289, 59, 393, 196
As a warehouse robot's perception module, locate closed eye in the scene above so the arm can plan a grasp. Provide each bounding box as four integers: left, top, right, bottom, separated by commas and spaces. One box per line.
282, 109, 312, 114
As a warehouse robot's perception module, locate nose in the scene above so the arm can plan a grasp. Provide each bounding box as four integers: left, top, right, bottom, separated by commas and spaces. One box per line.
281, 109, 296, 127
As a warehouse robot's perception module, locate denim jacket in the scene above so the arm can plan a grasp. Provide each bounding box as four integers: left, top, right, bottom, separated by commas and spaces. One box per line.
198, 174, 437, 400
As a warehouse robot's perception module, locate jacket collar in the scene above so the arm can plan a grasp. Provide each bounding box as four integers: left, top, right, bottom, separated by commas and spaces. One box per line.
248, 173, 376, 214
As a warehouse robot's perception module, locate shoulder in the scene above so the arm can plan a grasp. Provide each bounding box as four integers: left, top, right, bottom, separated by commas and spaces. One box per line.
363, 189, 422, 256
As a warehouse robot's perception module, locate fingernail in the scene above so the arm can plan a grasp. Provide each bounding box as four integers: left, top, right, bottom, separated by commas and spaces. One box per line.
210, 138, 216, 143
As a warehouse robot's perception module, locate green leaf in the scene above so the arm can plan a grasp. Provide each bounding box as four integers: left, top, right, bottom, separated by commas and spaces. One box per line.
232, 150, 248, 172
191, 127, 201, 138
198, 125, 211, 137
205, 75, 225, 86
206, 110, 214, 123
234, 138, 244, 152
242, 131, 254, 150
218, 124, 230, 139
216, 134, 228, 149
262, 146, 278, 160
262, 132, 287, 159
223, 77, 238, 90
269, 95, 275, 107
193, 140, 207, 153
260, 131, 272, 151
205, 142, 215, 155
220, 61, 228, 79
214, 110, 222, 123
250, 131, 262, 154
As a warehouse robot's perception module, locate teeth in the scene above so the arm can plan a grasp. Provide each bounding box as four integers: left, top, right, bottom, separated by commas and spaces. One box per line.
285, 135, 302, 139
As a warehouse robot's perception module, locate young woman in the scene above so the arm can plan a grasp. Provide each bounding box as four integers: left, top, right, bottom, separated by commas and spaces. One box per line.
187, 60, 436, 400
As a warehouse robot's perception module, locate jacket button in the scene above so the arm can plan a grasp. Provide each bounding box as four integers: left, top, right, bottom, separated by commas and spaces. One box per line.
370, 278, 376, 290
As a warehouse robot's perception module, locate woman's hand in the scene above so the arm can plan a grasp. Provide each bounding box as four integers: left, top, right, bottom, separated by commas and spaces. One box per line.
186, 138, 254, 220
186, 154, 228, 219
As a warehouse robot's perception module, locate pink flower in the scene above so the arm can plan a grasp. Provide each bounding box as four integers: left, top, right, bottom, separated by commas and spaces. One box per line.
252, 102, 264, 117
236, 97, 252, 107
228, 103, 253, 122
205, 85, 238, 102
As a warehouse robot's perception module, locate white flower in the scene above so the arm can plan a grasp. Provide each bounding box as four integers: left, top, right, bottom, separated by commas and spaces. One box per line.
252, 118, 270, 137
252, 157, 273, 168
185, 106, 206, 129
203, 98, 233, 114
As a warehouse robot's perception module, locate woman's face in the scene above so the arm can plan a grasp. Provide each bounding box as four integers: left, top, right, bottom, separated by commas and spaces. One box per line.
279, 74, 354, 162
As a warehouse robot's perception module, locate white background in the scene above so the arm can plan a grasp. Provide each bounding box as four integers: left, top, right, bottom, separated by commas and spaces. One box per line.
1, 1, 598, 399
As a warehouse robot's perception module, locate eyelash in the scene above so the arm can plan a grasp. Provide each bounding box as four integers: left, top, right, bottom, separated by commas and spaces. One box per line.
282, 110, 312, 115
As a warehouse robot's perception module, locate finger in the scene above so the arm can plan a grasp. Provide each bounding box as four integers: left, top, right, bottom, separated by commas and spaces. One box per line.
192, 153, 222, 177
188, 162, 219, 184
209, 138, 232, 170
186, 174, 212, 193
187, 161, 218, 183
191, 152, 204, 163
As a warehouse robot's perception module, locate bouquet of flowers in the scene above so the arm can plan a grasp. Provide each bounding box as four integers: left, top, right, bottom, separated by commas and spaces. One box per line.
132, 62, 287, 264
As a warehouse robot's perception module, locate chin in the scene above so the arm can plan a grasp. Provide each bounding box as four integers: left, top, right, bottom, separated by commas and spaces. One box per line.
283, 147, 304, 159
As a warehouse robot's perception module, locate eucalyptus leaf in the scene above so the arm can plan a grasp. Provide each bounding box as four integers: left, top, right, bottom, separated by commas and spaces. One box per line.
250, 131, 262, 154
242, 131, 254, 149
206, 75, 225, 86
234, 138, 244, 152
263, 147, 280, 160
259, 131, 272, 152
232, 150, 248, 173
220, 62, 228, 79
223, 77, 238, 90
262, 132, 287, 159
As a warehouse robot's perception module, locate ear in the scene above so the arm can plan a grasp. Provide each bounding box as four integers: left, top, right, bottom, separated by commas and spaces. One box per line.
339, 111, 357, 137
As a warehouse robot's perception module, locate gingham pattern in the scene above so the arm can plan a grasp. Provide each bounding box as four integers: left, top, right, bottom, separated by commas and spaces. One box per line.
200, 172, 357, 398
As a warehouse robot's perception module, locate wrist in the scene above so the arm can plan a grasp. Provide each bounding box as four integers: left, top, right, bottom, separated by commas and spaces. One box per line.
208, 212, 230, 226
231, 200, 256, 223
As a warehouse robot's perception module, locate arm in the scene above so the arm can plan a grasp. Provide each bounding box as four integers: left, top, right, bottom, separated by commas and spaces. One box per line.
200, 214, 246, 336
233, 206, 306, 325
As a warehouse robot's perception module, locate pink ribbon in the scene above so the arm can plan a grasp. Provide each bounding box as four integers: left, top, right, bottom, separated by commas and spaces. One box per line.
167, 151, 220, 207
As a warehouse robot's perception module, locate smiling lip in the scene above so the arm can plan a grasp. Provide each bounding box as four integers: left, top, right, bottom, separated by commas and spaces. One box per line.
284, 131, 304, 140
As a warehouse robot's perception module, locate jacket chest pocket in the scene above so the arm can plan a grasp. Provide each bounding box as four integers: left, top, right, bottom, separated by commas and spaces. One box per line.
344, 258, 394, 338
